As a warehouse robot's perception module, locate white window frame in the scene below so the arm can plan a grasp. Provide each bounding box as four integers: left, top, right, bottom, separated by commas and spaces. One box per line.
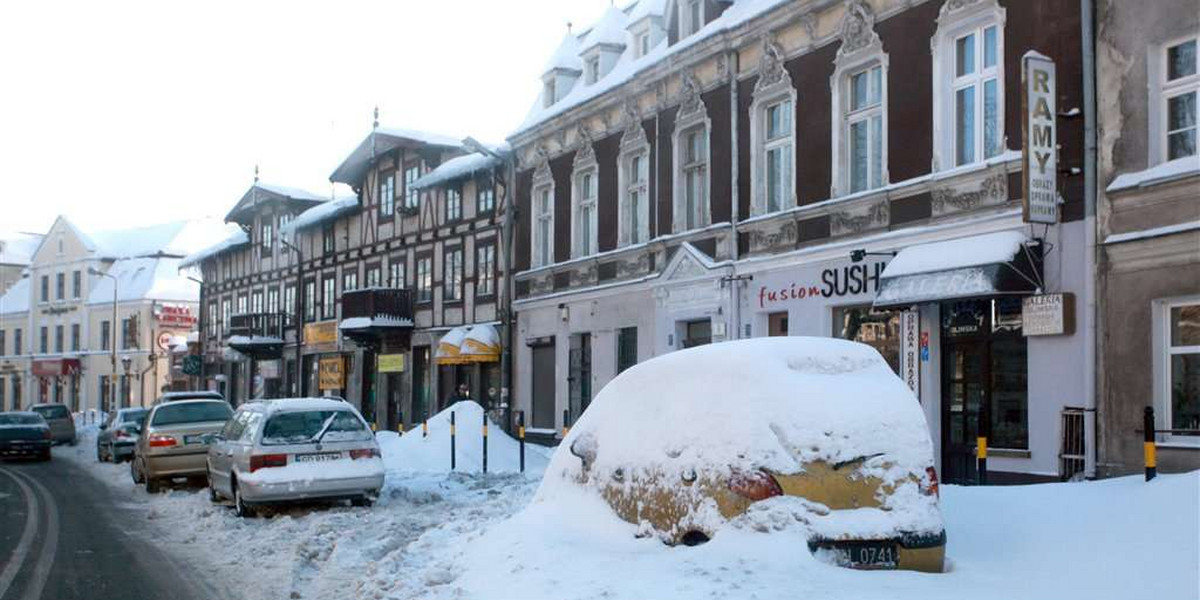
587, 56, 601, 85
532, 162, 555, 268
1153, 294, 1200, 447
830, 17, 889, 197
1152, 34, 1200, 164
403, 162, 422, 210
477, 243, 496, 297
931, 0, 1006, 172
618, 115, 652, 247
444, 247, 463, 302
749, 40, 797, 216
638, 31, 651, 58
543, 78, 557, 108
379, 172, 395, 217
572, 149, 599, 258
679, 0, 705, 38
672, 77, 711, 233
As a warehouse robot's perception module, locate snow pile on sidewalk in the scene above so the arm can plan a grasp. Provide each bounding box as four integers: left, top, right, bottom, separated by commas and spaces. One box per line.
377, 401, 551, 475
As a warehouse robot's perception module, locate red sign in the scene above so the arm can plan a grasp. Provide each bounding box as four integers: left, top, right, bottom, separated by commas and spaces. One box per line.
155, 304, 197, 328
32, 358, 81, 377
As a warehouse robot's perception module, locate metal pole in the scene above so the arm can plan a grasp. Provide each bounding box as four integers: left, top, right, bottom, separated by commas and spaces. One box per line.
111, 275, 118, 411
977, 436, 988, 485
562, 408, 570, 439
482, 411, 488, 474
518, 410, 525, 473
1080, 0, 1099, 479
450, 410, 456, 471
1144, 407, 1157, 481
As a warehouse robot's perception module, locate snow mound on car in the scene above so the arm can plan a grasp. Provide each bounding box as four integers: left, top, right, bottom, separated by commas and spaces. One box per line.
538, 337, 934, 499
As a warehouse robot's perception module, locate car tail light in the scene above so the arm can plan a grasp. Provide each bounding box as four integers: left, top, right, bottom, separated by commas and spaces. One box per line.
350, 448, 380, 460
114, 429, 129, 439
42, 429, 52, 440
250, 454, 288, 472
728, 469, 783, 501
923, 466, 940, 498
148, 434, 177, 448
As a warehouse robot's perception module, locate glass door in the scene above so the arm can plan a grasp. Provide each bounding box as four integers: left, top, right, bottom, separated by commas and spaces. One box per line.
941, 341, 989, 484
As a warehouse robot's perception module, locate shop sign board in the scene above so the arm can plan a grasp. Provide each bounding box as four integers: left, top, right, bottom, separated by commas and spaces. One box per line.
305, 321, 339, 345
378, 354, 406, 373
155, 304, 197, 328
318, 357, 345, 390
1022, 293, 1075, 336
900, 310, 921, 397
1022, 51, 1058, 225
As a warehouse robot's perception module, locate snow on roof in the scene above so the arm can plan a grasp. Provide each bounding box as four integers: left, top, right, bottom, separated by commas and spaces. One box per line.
87, 256, 199, 305
251, 397, 359, 417
0, 276, 30, 315
1105, 220, 1200, 245
411, 151, 503, 190
627, 0, 668, 23
331, 127, 467, 185
881, 231, 1029, 278
178, 226, 250, 268
1106, 156, 1200, 193
515, 0, 791, 137
580, 6, 629, 51
253, 182, 328, 202
0, 232, 44, 266
74, 218, 232, 261
281, 196, 359, 234
543, 31, 584, 73
541, 336, 933, 499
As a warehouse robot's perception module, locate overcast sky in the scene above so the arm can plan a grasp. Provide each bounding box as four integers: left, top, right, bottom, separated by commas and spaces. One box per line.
0, 0, 614, 234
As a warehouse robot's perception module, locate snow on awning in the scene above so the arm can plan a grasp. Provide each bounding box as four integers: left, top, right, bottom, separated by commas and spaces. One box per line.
435, 325, 502, 365
435, 326, 470, 365
873, 231, 1042, 309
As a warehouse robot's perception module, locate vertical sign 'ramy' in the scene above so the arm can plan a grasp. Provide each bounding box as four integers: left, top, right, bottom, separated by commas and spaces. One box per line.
1022, 52, 1058, 224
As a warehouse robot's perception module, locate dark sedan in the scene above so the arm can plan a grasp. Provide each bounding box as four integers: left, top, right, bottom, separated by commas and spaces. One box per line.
0, 412, 53, 460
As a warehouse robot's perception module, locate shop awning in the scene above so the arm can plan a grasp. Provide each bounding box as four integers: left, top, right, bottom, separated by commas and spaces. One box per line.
873, 231, 1042, 309
435, 324, 502, 365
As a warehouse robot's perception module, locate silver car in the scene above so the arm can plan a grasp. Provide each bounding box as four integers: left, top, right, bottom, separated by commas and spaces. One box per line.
30, 403, 77, 445
97, 407, 148, 462
206, 398, 384, 517
131, 399, 233, 493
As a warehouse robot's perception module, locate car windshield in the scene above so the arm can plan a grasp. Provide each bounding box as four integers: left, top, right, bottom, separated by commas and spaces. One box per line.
32, 405, 70, 420
261, 410, 370, 445
151, 402, 233, 427
0, 414, 45, 426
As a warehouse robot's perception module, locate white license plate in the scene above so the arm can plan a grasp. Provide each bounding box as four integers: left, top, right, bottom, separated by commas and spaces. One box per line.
294, 452, 342, 463
183, 435, 205, 445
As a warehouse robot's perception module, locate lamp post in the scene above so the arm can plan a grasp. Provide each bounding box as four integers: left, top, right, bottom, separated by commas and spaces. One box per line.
89, 267, 118, 413
280, 234, 304, 397
462, 137, 514, 432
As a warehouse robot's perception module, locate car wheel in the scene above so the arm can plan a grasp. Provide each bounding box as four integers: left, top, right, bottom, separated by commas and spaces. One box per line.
131, 459, 145, 484
97, 443, 106, 463
145, 477, 161, 494
351, 495, 375, 508
233, 482, 255, 518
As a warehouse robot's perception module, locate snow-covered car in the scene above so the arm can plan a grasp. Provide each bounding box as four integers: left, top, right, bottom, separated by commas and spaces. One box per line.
547, 337, 946, 573
206, 398, 384, 517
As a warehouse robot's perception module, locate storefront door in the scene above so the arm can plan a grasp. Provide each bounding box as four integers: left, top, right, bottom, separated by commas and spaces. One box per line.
941, 340, 988, 484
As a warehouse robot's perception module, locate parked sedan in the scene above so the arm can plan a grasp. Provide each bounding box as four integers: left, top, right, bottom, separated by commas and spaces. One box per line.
207, 398, 384, 517
131, 399, 233, 493
0, 412, 53, 460
30, 403, 77, 446
97, 407, 148, 463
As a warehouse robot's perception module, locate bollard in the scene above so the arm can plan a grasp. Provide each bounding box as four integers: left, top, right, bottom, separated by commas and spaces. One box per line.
518, 411, 526, 474
482, 412, 489, 474
562, 409, 570, 438
371, 422, 378, 433
398, 412, 405, 435
423, 419, 429, 438
1144, 406, 1157, 482
450, 411, 457, 471
977, 436, 988, 486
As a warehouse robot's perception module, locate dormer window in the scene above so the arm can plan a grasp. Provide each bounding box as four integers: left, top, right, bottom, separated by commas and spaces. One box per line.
587, 56, 601, 84
543, 79, 557, 108
681, 0, 704, 38
637, 32, 651, 57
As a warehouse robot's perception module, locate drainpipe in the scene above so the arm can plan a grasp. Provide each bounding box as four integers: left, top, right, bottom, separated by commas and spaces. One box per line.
500, 154, 516, 434
1080, 0, 1098, 478
728, 49, 742, 340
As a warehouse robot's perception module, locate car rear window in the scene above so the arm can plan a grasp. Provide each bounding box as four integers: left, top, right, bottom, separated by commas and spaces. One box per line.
32, 405, 70, 420
151, 402, 233, 427
261, 410, 371, 446
0, 414, 45, 426
121, 409, 148, 425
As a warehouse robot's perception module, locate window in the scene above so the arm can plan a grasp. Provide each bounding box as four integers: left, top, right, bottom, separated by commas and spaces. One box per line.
933, 1, 1004, 171
1163, 37, 1198, 160
343, 270, 358, 293
617, 327, 638, 374
446, 186, 462, 222
13, 329, 21, 356
622, 152, 650, 246
303, 279, 316, 322
444, 248, 463, 302
267, 286, 280, 315
637, 32, 651, 58
39, 326, 48, 354
322, 224, 335, 256
280, 214, 293, 230
476, 178, 495, 214
477, 244, 495, 297
1159, 299, 1200, 440
40, 275, 48, 303
404, 163, 422, 210
122, 317, 137, 349
54, 325, 63, 353
762, 99, 794, 212
261, 222, 274, 257
283, 286, 296, 324
681, 0, 703, 38
207, 302, 218, 337
587, 56, 600, 84
416, 257, 433, 303
221, 298, 232, 332
250, 291, 262, 315
71, 324, 79, 352
379, 171, 396, 217
833, 305, 901, 373
366, 264, 382, 289
533, 182, 555, 268
72, 270, 81, 299
389, 258, 406, 289
574, 169, 598, 257
55, 272, 64, 300
847, 66, 885, 193
677, 125, 709, 231
543, 78, 557, 108
236, 294, 248, 316
321, 277, 336, 319
0, 330, 5, 356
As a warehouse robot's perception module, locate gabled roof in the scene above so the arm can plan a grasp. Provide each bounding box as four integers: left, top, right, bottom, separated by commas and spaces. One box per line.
411, 145, 507, 191
330, 127, 467, 186
0, 231, 44, 267
32, 216, 224, 262
581, 6, 630, 52
178, 227, 250, 269
224, 183, 327, 225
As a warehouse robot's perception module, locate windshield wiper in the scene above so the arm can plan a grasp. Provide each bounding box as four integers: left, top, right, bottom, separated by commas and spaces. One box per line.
310, 413, 339, 444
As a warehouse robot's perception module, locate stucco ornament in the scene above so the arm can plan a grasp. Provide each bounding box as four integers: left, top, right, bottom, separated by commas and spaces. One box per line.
931, 172, 1009, 214
800, 12, 818, 44
574, 123, 595, 166
754, 34, 790, 94
621, 97, 647, 148
532, 145, 552, 181
838, 0, 879, 58
678, 71, 705, 119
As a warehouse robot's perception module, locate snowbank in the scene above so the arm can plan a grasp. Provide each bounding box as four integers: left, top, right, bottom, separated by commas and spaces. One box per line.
378, 401, 550, 475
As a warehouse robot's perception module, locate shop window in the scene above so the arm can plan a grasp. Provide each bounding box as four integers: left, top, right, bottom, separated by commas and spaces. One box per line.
680, 319, 711, 349
833, 305, 901, 372
617, 327, 638, 375
768, 312, 790, 337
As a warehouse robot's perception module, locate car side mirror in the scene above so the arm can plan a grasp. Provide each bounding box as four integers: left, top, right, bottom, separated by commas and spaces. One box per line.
569, 432, 597, 474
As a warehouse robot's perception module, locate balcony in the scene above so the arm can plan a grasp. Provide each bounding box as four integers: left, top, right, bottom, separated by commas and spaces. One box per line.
227, 313, 288, 358
339, 288, 414, 344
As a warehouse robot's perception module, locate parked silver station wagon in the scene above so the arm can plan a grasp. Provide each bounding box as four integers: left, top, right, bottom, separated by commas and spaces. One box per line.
206, 398, 384, 517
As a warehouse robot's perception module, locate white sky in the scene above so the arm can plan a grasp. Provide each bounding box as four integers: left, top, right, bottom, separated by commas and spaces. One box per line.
0, 0, 615, 234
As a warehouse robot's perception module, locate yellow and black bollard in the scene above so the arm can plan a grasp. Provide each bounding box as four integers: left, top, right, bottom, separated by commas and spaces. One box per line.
422, 419, 428, 438
977, 436, 988, 485
562, 409, 571, 438
518, 411, 526, 474
482, 411, 489, 474
450, 411, 457, 471
1144, 406, 1157, 482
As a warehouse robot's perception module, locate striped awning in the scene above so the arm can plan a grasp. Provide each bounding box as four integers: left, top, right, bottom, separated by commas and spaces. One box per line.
435, 324, 502, 365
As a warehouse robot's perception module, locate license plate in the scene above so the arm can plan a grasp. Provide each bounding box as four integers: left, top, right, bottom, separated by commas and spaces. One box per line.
183, 435, 205, 445
294, 452, 342, 463
834, 542, 898, 569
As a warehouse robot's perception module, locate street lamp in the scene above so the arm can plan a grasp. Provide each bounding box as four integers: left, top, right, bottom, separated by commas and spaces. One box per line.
89, 267, 118, 412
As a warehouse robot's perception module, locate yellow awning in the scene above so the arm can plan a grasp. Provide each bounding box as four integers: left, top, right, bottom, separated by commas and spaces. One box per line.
435, 327, 471, 365
460, 324, 501, 363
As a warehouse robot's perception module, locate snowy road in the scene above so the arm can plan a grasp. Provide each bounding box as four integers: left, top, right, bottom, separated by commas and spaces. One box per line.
0, 455, 218, 600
